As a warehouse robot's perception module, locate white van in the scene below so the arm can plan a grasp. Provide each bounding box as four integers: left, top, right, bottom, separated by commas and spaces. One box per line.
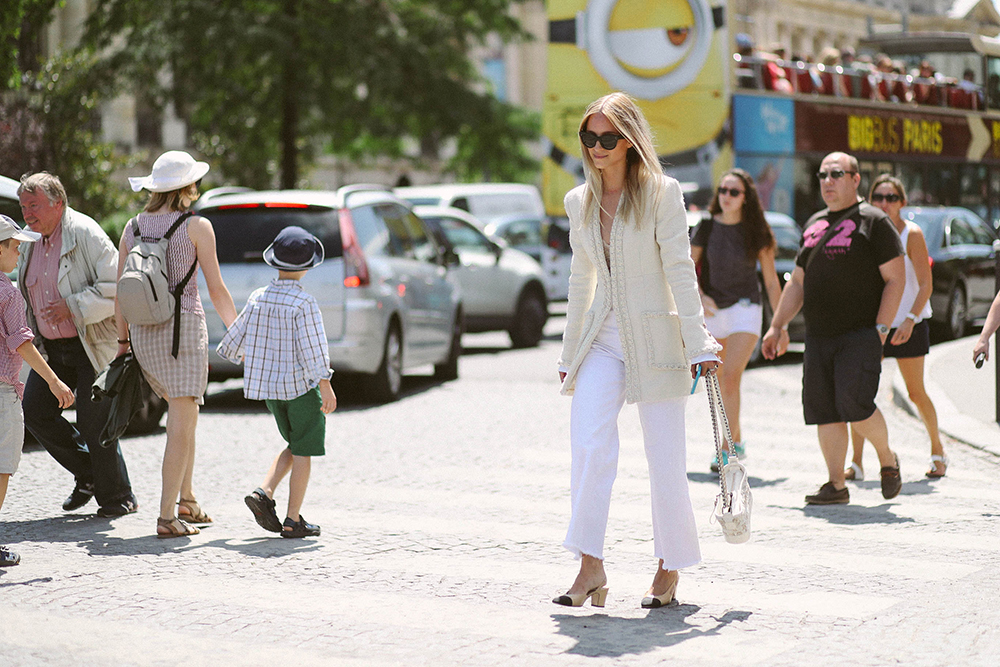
394, 183, 545, 226
395, 183, 571, 300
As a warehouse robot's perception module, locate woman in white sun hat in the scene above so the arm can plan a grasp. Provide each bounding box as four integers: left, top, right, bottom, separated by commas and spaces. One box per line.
116, 150, 238, 538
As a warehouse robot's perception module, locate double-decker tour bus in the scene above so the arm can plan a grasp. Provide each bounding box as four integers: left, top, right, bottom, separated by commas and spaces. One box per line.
542, 1, 1000, 230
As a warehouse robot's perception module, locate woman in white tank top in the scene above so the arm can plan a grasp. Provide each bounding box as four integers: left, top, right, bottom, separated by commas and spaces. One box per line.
848, 175, 946, 479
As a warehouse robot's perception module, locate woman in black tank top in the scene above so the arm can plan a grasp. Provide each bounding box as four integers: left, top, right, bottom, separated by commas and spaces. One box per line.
691, 169, 782, 472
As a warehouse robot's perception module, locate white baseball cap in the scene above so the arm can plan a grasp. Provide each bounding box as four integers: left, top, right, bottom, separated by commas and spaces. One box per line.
128, 150, 210, 193
0, 215, 41, 243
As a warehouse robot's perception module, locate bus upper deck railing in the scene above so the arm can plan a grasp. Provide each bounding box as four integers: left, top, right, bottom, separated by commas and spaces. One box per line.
733, 54, 987, 111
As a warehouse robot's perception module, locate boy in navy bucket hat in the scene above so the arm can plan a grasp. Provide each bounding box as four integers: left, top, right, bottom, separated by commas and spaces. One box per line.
217, 226, 336, 538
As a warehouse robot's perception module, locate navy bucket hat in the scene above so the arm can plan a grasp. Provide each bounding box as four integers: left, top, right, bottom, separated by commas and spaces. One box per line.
263, 226, 325, 270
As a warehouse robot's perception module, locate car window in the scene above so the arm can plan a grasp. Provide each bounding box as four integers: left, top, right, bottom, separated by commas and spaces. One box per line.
438, 217, 493, 252
0, 197, 23, 225
498, 219, 541, 247
349, 204, 390, 257
374, 204, 412, 258
948, 216, 976, 246
769, 223, 801, 252
205, 205, 344, 263
966, 213, 997, 246
451, 197, 470, 213
401, 210, 439, 263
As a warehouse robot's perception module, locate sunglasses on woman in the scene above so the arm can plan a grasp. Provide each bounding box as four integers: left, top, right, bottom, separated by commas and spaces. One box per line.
870, 193, 902, 203
579, 130, 626, 150
717, 186, 744, 197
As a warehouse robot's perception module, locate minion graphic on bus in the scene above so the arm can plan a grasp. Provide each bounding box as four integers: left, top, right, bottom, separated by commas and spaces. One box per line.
543, 0, 731, 214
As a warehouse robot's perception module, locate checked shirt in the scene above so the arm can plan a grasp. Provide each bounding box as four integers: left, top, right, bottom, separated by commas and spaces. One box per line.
217, 279, 332, 401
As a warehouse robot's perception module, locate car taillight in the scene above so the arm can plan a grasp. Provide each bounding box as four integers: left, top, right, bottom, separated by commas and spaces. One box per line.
928, 256, 934, 268
339, 208, 370, 287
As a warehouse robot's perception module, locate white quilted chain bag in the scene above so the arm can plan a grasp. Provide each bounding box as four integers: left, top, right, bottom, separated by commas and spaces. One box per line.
706, 373, 753, 544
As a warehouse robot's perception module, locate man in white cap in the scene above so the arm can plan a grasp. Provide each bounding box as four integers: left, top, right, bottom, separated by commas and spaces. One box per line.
16, 173, 138, 517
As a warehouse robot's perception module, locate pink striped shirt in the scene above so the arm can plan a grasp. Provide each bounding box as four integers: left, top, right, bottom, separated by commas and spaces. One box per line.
122, 212, 204, 315
24, 223, 78, 340
1, 273, 35, 399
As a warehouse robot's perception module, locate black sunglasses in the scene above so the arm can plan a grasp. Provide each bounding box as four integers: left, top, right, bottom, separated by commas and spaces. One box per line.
816, 169, 856, 181
580, 130, 626, 150
870, 193, 902, 203
717, 186, 745, 197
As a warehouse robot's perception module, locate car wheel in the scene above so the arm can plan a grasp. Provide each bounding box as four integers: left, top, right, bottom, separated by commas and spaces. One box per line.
433, 310, 463, 382
364, 323, 403, 402
945, 284, 967, 340
124, 385, 167, 435
509, 289, 547, 349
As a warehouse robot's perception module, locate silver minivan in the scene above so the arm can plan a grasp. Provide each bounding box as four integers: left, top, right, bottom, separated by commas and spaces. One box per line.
196, 186, 463, 402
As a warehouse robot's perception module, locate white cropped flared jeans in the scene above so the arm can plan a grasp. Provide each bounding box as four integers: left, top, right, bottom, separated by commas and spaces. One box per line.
563, 310, 701, 570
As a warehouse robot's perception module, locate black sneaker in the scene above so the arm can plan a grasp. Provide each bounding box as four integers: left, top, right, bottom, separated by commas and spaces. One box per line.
805, 482, 850, 505
0, 545, 20, 567
281, 516, 320, 539
245, 488, 282, 533
62, 481, 95, 511
881, 453, 902, 499
97, 495, 138, 517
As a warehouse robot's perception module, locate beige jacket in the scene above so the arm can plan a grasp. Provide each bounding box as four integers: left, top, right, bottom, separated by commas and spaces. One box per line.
18, 207, 119, 372
558, 175, 721, 403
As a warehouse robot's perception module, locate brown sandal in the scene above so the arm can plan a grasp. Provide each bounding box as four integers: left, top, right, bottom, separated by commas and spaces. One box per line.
157, 517, 200, 539
177, 498, 213, 524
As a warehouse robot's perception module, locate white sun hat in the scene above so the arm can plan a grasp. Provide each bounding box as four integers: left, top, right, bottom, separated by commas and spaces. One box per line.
128, 151, 210, 193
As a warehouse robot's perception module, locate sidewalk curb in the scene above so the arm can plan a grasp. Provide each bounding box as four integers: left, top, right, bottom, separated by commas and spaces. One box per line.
890, 335, 1000, 459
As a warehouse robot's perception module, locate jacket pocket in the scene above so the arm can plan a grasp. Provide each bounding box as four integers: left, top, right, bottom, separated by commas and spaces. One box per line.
641, 311, 688, 370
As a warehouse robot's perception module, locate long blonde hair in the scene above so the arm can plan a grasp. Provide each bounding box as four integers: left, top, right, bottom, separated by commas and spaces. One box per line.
578, 93, 663, 228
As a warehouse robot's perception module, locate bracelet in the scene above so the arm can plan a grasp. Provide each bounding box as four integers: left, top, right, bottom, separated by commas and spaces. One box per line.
906, 312, 918, 322
118, 338, 130, 344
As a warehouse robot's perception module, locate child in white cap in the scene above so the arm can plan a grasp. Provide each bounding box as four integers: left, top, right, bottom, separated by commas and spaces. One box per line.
0, 215, 75, 566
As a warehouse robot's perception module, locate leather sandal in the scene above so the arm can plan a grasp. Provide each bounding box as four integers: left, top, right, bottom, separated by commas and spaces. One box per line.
925, 455, 947, 479
177, 498, 213, 524
157, 517, 200, 539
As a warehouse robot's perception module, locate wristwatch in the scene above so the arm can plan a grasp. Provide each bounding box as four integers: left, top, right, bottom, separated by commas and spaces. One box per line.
905, 312, 918, 322
876, 324, 890, 336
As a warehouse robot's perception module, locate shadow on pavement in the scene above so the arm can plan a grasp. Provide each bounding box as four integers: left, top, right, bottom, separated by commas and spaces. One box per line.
687, 472, 788, 488
553, 605, 751, 657
850, 479, 937, 496
798, 503, 915, 525
0, 515, 319, 557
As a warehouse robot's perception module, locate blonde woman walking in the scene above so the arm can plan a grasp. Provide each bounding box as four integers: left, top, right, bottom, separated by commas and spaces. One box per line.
116, 151, 237, 538
554, 93, 721, 609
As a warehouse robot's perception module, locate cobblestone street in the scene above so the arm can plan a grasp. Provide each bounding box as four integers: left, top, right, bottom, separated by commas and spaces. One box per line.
2, 318, 999, 666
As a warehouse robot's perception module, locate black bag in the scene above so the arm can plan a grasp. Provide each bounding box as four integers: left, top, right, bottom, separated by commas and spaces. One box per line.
92, 352, 151, 447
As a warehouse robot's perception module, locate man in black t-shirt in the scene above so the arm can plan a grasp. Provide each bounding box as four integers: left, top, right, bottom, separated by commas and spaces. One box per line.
761, 152, 905, 505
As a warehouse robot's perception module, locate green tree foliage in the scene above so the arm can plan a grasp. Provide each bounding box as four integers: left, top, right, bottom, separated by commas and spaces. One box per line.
83, 0, 540, 189
2, 1, 138, 225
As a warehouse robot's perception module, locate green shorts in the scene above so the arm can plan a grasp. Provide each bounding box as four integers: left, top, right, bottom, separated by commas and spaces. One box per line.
265, 387, 326, 456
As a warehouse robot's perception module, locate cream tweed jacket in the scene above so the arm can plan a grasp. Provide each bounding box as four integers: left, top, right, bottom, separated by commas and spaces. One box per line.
558, 175, 721, 403
17, 207, 119, 373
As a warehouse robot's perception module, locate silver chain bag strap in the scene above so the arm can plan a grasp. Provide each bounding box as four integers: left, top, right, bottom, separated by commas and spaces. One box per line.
706, 373, 752, 543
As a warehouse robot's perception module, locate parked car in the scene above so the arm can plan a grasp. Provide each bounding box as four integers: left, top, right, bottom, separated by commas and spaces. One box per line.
902, 206, 998, 339
195, 186, 463, 402
2, 174, 168, 433
413, 205, 549, 348
480, 213, 571, 302
543, 216, 572, 301
688, 210, 805, 363
395, 183, 545, 225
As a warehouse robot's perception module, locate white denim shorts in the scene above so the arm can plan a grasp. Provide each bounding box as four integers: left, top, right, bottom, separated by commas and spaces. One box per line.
0, 383, 24, 474
704, 299, 763, 340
